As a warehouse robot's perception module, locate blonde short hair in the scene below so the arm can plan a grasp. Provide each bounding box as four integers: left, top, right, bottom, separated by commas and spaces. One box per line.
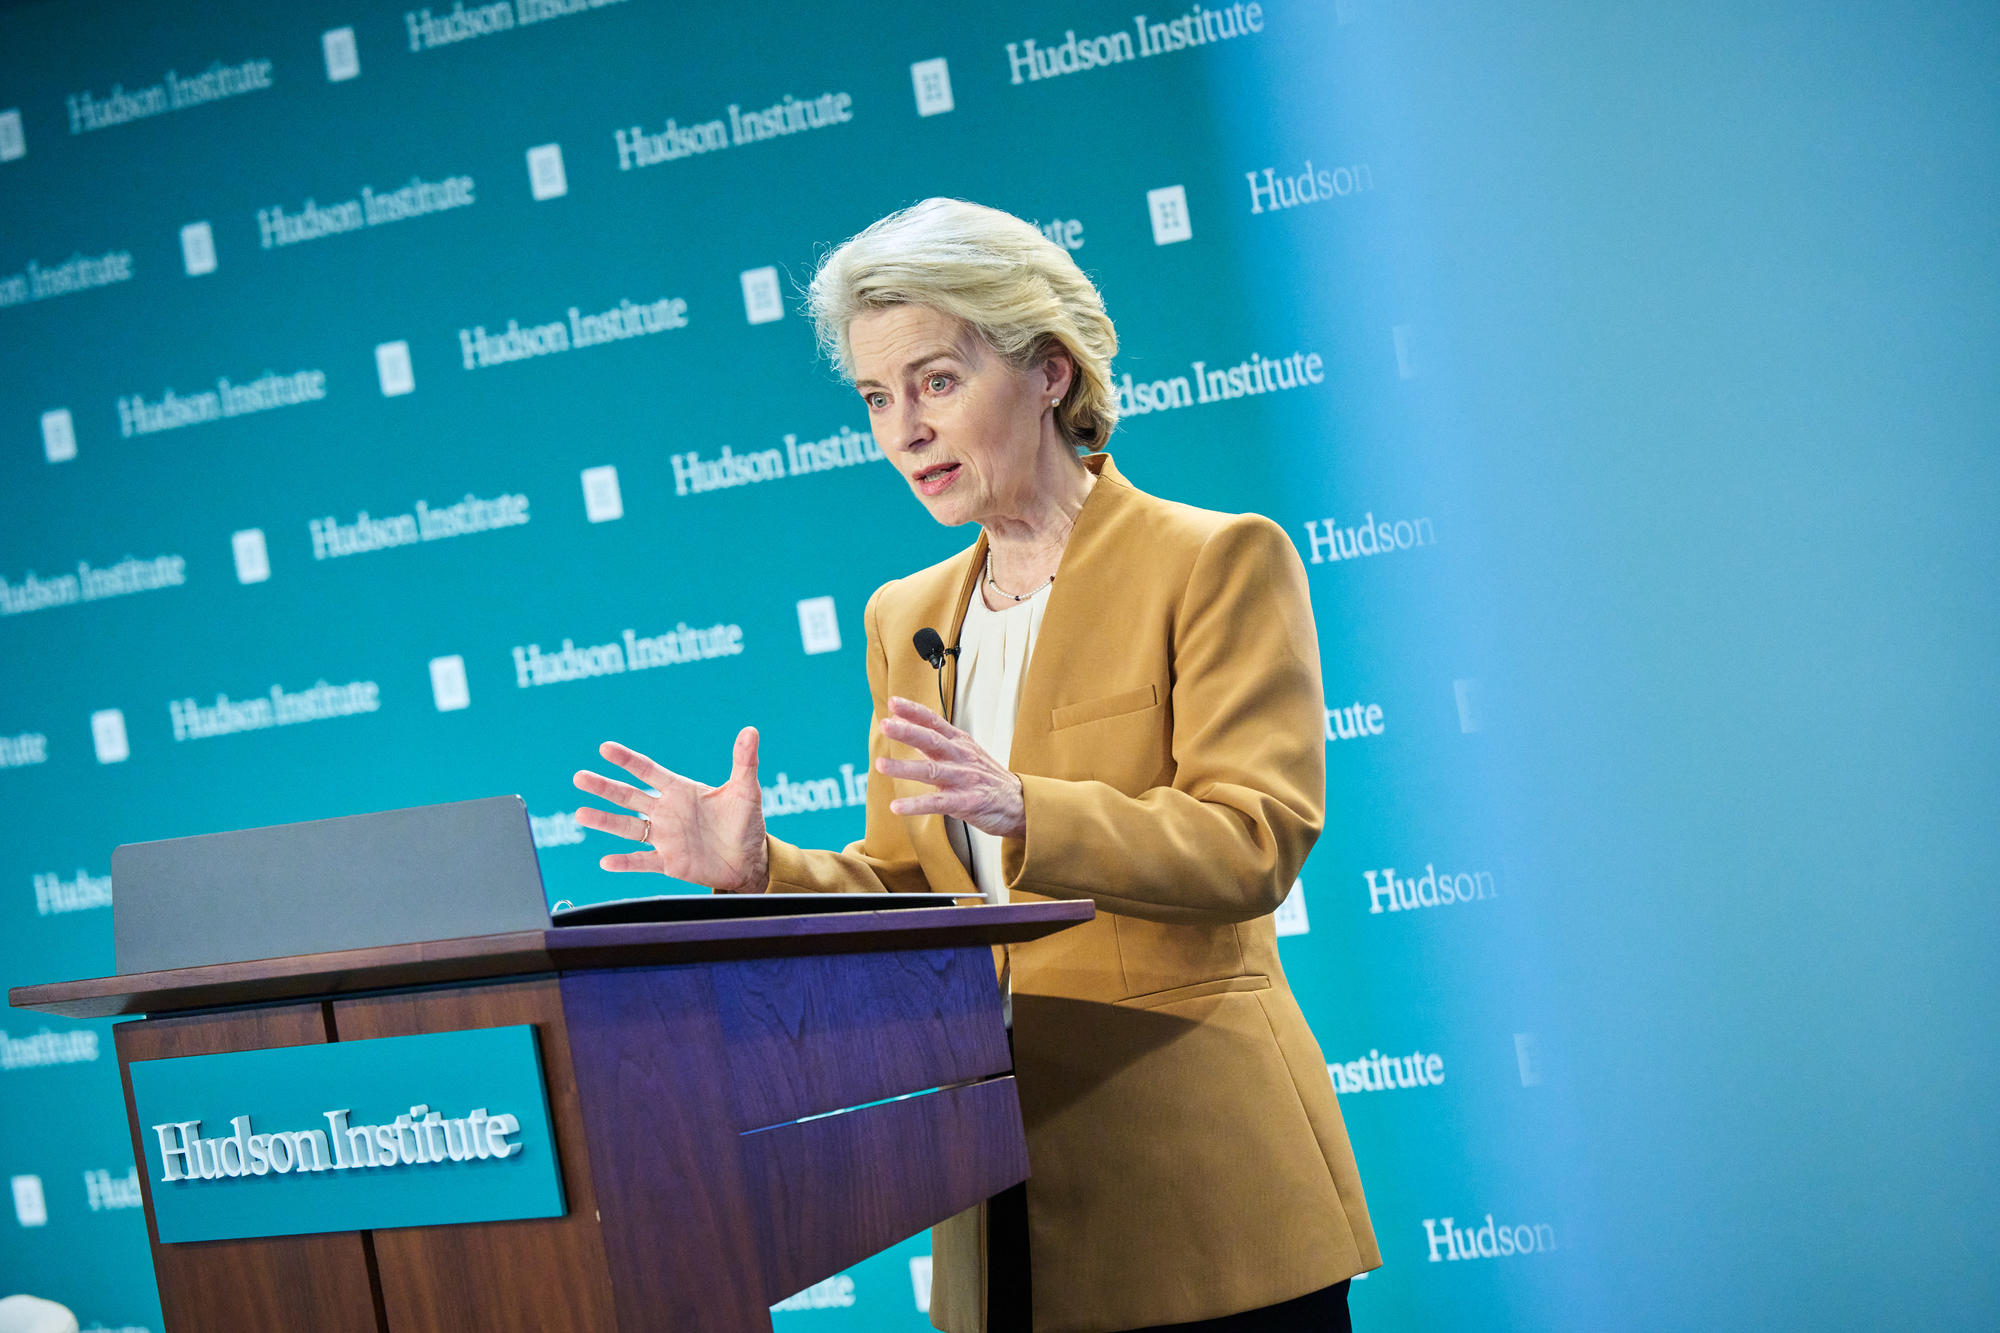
805, 198, 1120, 451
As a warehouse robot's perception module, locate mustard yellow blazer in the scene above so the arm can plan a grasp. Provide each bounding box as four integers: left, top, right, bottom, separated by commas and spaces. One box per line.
766, 452, 1381, 1333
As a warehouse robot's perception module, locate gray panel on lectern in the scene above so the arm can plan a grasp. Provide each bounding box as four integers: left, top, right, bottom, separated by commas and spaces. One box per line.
112, 796, 549, 975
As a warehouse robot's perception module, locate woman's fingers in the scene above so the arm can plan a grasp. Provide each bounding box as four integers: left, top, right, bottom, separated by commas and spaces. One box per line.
890, 783, 1026, 838
598, 849, 666, 873
573, 805, 652, 843
887, 695, 961, 735
889, 791, 969, 818
572, 768, 651, 811
875, 754, 956, 784
598, 740, 680, 790
880, 714, 961, 760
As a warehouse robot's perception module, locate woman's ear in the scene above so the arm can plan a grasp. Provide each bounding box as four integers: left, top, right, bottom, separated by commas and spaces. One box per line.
1041, 345, 1076, 403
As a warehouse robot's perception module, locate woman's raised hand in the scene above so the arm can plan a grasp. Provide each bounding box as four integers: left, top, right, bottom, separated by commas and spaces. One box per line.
875, 696, 1027, 839
572, 726, 769, 893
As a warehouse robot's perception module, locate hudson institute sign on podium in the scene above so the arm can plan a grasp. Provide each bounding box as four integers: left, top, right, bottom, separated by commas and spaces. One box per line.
126, 1024, 564, 1244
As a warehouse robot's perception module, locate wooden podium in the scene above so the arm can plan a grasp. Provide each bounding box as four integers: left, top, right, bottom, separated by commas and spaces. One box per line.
10, 901, 1091, 1332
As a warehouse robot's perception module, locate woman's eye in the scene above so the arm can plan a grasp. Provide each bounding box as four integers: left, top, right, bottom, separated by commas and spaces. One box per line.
864, 392, 888, 410
927, 373, 953, 393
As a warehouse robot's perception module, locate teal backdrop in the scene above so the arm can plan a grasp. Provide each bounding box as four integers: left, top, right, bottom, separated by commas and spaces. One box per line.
2, 1, 1994, 1330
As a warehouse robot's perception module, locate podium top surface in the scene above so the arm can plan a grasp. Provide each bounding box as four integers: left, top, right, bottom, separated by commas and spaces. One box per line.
8, 900, 1094, 1020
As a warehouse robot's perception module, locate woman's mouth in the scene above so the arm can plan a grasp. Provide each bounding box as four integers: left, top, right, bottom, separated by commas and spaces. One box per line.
914, 461, 962, 497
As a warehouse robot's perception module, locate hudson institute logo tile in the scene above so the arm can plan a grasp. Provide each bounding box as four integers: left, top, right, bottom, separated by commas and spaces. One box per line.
740, 266, 783, 324
796, 596, 840, 655
375, 340, 415, 396
1514, 1032, 1543, 1086
526, 143, 567, 200
1274, 878, 1308, 936
180, 221, 217, 276
231, 528, 270, 584
40, 408, 76, 463
429, 655, 470, 712
323, 27, 361, 82
1147, 184, 1191, 245
910, 58, 954, 116
1454, 678, 1483, 733
1393, 323, 1421, 380
0, 109, 23, 162
90, 708, 128, 764
580, 465, 623, 523
10, 1174, 47, 1227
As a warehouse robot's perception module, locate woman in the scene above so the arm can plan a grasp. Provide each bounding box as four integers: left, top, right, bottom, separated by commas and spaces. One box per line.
573, 199, 1379, 1332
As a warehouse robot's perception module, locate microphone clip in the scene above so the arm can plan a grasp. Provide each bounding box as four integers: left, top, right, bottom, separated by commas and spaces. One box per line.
913, 628, 960, 671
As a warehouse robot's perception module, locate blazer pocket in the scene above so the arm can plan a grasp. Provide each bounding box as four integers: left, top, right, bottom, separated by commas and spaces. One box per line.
1050, 684, 1160, 731
1117, 974, 1272, 1011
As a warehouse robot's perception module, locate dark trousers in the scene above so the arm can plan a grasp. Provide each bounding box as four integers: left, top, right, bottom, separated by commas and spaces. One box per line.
985, 1178, 1034, 1331
983, 1179, 1353, 1332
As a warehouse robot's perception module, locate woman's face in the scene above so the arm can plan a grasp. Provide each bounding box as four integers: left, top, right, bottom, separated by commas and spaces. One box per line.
849, 304, 1067, 528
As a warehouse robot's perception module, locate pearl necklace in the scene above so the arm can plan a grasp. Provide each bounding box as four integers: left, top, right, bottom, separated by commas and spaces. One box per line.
984, 553, 1054, 602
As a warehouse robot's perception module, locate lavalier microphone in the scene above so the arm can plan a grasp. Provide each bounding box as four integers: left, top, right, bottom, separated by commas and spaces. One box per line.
912, 627, 959, 714
913, 627, 958, 669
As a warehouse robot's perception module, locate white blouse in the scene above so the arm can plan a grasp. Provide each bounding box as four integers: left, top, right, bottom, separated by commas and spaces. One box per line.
945, 576, 1054, 904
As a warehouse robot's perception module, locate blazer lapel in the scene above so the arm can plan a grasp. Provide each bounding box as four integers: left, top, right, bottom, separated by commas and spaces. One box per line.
941, 529, 987, 721
905, 536, 986, 898
1007, 452, 1133, 778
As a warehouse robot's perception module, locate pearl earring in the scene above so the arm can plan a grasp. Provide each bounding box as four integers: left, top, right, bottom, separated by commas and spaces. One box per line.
1050, 398, 1060, 407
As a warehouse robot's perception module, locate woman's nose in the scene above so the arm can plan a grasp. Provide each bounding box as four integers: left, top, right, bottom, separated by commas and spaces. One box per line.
893, 400, 934, 450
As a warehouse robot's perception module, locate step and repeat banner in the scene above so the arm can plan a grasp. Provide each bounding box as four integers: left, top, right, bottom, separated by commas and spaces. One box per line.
1, 1, 1567, 1327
